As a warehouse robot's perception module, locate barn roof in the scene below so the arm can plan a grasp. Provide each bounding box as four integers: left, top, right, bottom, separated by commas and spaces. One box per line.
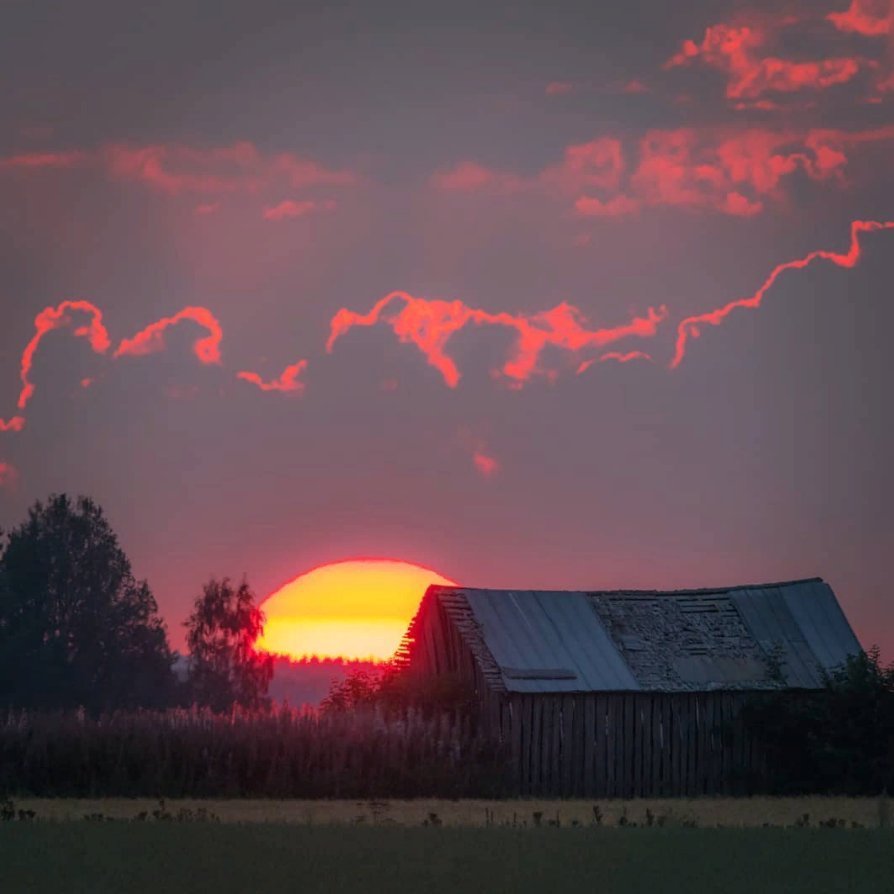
419, 578, 861, 693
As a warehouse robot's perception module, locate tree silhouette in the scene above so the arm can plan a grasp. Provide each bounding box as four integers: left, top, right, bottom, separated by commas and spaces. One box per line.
184, 577, 273, 711
0, 494, 175, 710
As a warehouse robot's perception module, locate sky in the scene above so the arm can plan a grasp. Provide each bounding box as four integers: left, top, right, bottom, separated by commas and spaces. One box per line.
1, 0, 893, 654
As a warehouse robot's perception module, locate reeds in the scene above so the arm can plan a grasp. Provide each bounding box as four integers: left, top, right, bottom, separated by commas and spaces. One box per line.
0, 706, 509, 799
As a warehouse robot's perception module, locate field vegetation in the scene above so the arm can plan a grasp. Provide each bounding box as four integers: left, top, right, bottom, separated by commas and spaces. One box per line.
0, 706, 505, 799
4, 794, 894, 829
1, 824, 892, 894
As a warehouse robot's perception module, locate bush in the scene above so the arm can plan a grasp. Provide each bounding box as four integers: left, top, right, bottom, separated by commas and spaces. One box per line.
744, 647, 894, 795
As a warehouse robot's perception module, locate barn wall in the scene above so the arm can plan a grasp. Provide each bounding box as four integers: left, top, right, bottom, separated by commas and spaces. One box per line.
496, 691, 766, 798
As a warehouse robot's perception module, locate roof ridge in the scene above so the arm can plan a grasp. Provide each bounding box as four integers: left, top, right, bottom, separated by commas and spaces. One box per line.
429, 578, 825, 598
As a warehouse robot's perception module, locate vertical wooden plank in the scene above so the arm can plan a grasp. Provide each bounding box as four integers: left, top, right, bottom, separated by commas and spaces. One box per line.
691, 695, 700, 797
703, 694, 714, 795
531, 698, 543, 796
521, 696, 534, 796
733, 700, 748, 792
623, 694, 635, 798
631, 693, 646, 798
640, 694, 652, 797
550, 697, 561, 796
510, 697, 522, 795
561, 696, 574, 797
692, 692, 707, 795
719, 692, 731, 795
615, 695, 626, 799
572, 696, 585, 797
606, 695, 618, 798
594, 694, 607, 798
583, 695, 596, 797
674, 696, 686, 797
539, 697, 551, 795
650, 695, 662, 798
608, 695, 620, 799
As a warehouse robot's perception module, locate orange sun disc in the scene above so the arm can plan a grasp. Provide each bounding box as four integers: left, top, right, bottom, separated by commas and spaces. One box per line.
255, 558, 456, 662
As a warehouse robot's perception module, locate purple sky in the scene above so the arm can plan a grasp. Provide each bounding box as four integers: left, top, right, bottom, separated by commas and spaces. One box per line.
2, 0, 893, 653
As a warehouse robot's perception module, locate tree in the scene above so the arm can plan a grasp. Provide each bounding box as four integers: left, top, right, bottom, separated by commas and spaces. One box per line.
0, 494, 175, 710
744, 647, 894, 794
184, 577, 273, 711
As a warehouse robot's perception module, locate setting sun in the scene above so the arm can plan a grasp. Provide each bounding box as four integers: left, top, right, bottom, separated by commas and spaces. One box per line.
255, 559, 456, 661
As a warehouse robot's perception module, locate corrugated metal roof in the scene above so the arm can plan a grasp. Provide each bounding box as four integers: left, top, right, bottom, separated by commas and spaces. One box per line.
465, 590, 639, 693
433, 578, 861, 693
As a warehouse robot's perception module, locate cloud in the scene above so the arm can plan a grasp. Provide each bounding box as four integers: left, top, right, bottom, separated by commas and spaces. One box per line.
0, 150, 88, 170
1, 303, 232, 433
327, 291, 667, 387
430, 161, 523, 193
545, 81, 575, 96
472, 448, 500, 478
622, 79, 651, 94
667, 6, 894, 106
828, 0, 892, 36
1, 140, 360, 221
0, 461, 18, 489
105, 142, 357, 197
577, 351, 653, 374
666, 15, 868, 106
574, 194, 642, 217
114, 307, 223, 364
262, 199, 335, 221
435, 125, 885, 219
13, 300, 111, 414
672, 219, 894, 367
237, 360, 308, 393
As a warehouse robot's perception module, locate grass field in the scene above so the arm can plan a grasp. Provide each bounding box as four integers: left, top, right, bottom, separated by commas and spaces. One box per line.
10, 795, 892, 827
1, 824, 892, 893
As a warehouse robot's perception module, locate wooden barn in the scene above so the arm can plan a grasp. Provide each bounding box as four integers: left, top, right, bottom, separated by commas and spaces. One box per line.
396, 578, 862, 797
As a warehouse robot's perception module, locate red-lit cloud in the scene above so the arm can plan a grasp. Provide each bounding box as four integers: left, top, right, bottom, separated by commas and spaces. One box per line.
0, 417, 26, 432
0, 461, 18, 489
672, 219, 894, 367
668, 5, 894, 106
105, 142, 356, 196
327, 291, 667, 387
435, 126, 885, 218
14, 301, 111, 414
473, 448, 501, 478
623, 79, 651, 94
0, 150, 88, 170
114, 307, 223, 364
237, 360, 308, 393
545, 81, 575, 96
577, 351, 653, 374
430, 161, 523, 193
262, 199, 335, 221
828, 0, 892, 36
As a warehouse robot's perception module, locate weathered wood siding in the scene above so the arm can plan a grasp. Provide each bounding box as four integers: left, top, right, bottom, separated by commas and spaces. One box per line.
495, 691, 764, 797
400, 591, 768, 797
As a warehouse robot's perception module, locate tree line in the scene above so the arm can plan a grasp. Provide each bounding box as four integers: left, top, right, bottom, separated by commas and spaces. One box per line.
0, 493, 272, 712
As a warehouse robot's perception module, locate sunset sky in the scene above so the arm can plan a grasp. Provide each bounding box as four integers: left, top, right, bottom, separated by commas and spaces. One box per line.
1, 0, 893, 654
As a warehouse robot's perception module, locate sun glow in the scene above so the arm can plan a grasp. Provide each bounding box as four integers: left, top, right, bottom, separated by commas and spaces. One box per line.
255, 559, 455, 661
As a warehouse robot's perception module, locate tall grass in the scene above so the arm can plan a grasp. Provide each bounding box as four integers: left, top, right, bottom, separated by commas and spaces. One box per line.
0, 707, 509, 799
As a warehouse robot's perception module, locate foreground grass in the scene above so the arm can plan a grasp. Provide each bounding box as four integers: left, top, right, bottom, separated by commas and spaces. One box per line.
1, 825, 892, 894
12, 795, 891, 827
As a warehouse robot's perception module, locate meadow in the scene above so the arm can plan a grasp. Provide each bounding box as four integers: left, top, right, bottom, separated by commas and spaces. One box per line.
8, 794, 893, 828
1, 824, 891, 894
